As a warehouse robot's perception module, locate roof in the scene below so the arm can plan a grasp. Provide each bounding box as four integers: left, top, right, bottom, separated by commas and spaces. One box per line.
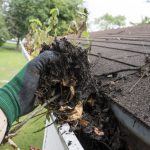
67, 24, 150, 127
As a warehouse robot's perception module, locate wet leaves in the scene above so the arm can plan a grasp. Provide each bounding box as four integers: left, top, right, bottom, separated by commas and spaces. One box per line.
69, 86, 75, 100
94, 127, 104, 136
67, 101, 83, 121
79, 119, 89, 127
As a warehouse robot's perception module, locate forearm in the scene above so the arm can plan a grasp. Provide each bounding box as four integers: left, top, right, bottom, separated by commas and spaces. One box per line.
0, 109, 7, 144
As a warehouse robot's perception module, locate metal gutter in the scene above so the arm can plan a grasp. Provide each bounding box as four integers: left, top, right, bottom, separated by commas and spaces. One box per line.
42, 114, 84, 150
20, 40, 31, 61
111, 101, 150, 149
42, 115, 67, 150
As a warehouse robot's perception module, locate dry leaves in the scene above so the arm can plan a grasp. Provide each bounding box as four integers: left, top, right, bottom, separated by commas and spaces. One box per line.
69, 86, 75, 100
87, 97, 96, 107
94, 127, 104, 136
59, 106, 72, 112
67, 101, 83, 121
79, 119, 89, 127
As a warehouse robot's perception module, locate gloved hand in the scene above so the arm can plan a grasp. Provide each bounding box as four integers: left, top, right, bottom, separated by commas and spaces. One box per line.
0, 51, 60, 128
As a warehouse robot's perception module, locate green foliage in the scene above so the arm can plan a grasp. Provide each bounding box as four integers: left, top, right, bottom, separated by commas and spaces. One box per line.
49, 0, 83, 35
26, 8, 60, 58
130, 16, 150, 26
113, 15, 126, 26
67, 8, 88, 37
95, 13, 126, 30
140, 16, 150, 24
5, 0, 48, 40
26, 7, 89, 59
0, 1, 9, 46
82, 31, 89, 39
48, 8, 59, 36
5, 0, 83, 40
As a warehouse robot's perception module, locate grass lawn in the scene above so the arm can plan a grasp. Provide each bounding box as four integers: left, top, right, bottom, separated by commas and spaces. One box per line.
0, 42, 27, 87
0, 42, 45, 149
0, 113, 46, 150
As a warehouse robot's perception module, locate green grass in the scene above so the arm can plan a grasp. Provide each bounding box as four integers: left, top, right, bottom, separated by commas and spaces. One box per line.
1, 42, 17, 49
0, 42, 26, 86
1, 114, 46, 150
0, 42, 45, 149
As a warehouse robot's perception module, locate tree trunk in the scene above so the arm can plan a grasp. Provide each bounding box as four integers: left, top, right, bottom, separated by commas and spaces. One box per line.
16, 37, 20, 50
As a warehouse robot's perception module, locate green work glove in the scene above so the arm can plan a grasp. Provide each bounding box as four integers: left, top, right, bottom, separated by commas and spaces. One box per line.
0, 51, 60, 128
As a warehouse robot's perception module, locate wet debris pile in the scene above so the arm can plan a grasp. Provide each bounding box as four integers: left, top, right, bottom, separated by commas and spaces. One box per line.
35, 38, 128, 150
35, 38, 97, 121
74, 94, 128, 150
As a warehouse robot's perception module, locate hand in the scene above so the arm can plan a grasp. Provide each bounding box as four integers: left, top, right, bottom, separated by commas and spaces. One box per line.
0, 51, 60, 128
0, 109, 7, 144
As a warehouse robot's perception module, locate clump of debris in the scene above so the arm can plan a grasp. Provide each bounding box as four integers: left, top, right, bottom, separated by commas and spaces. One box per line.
36, 38, 98, 120
34, 38, 128, 150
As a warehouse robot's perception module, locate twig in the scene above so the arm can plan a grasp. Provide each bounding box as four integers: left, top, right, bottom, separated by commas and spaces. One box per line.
129, 74, 145, 92
91, 53, 101, 68
94, 68, 139, 77
33, 120, 56, 133
9, 94, 60, 134
12, 121, 21, 127
7, 138, 20, 150
30, 113, 46, 124
12, 111, 47, 127
31, 111, 47, 119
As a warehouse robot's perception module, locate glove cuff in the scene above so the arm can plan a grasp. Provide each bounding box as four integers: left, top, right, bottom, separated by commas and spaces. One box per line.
0, 65, 27, 128
0, 86, 21, 128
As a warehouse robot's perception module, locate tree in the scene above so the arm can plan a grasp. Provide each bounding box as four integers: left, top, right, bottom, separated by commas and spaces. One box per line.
0, 0, 9, 46
48, 0, 84, 35
130, 16, 150, 26
140, 16, 150, 24
5, 0, 83, 47
95, 13, 126, 30
5, 0, 50, 47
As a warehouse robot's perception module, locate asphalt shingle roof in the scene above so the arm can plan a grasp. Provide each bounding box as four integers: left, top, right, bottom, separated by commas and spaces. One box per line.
68, 24, 150, 127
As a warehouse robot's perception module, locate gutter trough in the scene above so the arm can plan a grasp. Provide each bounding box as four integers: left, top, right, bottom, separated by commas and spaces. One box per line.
111, 101, 150, 150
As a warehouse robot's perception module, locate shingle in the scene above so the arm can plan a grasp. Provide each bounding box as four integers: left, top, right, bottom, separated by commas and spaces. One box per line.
88, 25, 150, 126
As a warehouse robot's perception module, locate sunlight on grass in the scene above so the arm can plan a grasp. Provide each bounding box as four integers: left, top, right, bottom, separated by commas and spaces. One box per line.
0, 42, 27, 87
2, 42, 17, 49
0, 114, 46, 150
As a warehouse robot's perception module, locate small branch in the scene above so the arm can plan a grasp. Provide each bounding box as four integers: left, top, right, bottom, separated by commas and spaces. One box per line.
33, 120, 56, 133
94, 68, 139, 77
30, 113, 46, 125
129, 74, 145, 92
91, 53, 101, 68
9, 94, 60, 134
31, 111, 47, 119
12, 111, 47, 127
